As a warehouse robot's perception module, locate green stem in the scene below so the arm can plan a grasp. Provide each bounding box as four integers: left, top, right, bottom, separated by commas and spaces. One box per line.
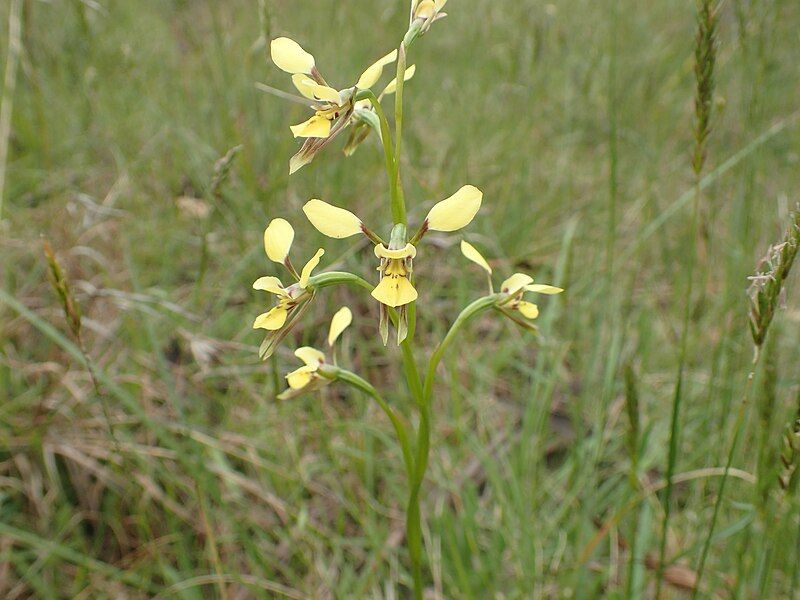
356, 89, 405, 224
405, 295, 500, 598
393, 44, 407, 223
335, 369, 415, 483
309, 271, 374, 292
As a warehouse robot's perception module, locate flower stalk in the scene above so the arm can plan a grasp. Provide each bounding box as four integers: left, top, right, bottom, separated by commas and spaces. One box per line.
251, 9, 563, 598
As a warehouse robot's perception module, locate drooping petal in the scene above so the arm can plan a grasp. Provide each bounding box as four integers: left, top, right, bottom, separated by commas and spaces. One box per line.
264, 218, 294, 263
291, 74, 320, 100
371, 275, 418, 307
253, 306, 288, 330
252, 276, 285, 295
525, 283, 564, 295
374, 243, 417, 260
286, 365, 316, 390
299, 248, 325, 288
327, 306, 353, 346
500, 273, 534, 296
290, 76, 341, 104
290, 115, 332, 139
303, 199, 363, 238
356, 49, 398, 89
517, 301, 540, 319
425, 185, 483, 232
270, 37, 315, 75
294, 346, 325, 368
382, 64, 416, 96
460, 240, 492, 274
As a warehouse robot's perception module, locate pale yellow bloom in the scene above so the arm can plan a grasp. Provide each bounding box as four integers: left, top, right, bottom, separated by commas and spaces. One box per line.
285, 346, 325, 390
302, 188, 482, 344
408, 0, 448, 40
253, 221, 327, 359
372, 243, 419, 308
269, 36, 401, 172
277, 309, 353, 399
460, 242, 563, 322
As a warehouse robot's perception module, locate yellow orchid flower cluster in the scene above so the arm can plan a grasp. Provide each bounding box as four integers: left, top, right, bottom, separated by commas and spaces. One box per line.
277, 307, 352, 400
460, 240, 564, 327
302, 184, 482, 344
252, 218, 325, 358
251, 5, 564, 596
269, 37, 415, 173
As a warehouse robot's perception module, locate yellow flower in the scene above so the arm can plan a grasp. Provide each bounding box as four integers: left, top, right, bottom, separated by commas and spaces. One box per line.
460, 240, 563, 324
407, 0, 448, 41
252, 218, 326, 358
302, 185, 482, 344
277, 308, 353, 399
269, 37, 401, 173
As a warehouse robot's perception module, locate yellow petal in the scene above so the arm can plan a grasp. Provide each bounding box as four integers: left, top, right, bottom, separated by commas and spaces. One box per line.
356, 49, 398, 89
299, 248, 324, 288
460, 240, 492, 274
291, 74, 319, 100
371, 275, 418, 308
253, 306, 288, 330
294, 346, 325, 368
270, 37, 315, 74
374, 243, 417, 260
500, 273, 533, 295
290, 115, 331, 139
291, 76, 341, 104
252, 276, 285, 295
517, 301, 539, 319
303, 199, 363, 238
435, 0, 448, 10
286, 365, 315, 389
264, 218, 294, 263
382, 64, 416, 96
525, 283, 564, 295
425, 185, 483, 232
327, 306, 353, 346
414, 0, 437, 19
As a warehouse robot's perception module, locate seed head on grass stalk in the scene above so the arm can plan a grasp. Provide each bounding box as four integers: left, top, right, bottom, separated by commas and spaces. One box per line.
747, 208, 800, 358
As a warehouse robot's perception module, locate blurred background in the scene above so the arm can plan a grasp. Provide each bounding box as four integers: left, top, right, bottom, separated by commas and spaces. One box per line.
1, 0, 799, 597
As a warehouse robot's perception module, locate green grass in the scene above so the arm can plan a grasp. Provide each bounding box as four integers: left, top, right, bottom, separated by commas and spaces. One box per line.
2, 0, 800, 597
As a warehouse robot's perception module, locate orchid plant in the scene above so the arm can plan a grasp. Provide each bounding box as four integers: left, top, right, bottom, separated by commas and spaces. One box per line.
253, 2, 563, 596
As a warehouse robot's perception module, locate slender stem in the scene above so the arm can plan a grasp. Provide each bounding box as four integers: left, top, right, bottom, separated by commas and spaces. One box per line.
405, 295, 500, 598
691, 366, 758, 598
356, 89, 405, 224
0, 0, 22, 221
393, 44, 407, 223
335, 369, 415, 482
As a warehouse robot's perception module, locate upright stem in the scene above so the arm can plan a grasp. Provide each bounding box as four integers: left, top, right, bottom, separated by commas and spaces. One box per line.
393, 44, 407, 224
405, 295, 499, 599
356, 90, 405, 224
